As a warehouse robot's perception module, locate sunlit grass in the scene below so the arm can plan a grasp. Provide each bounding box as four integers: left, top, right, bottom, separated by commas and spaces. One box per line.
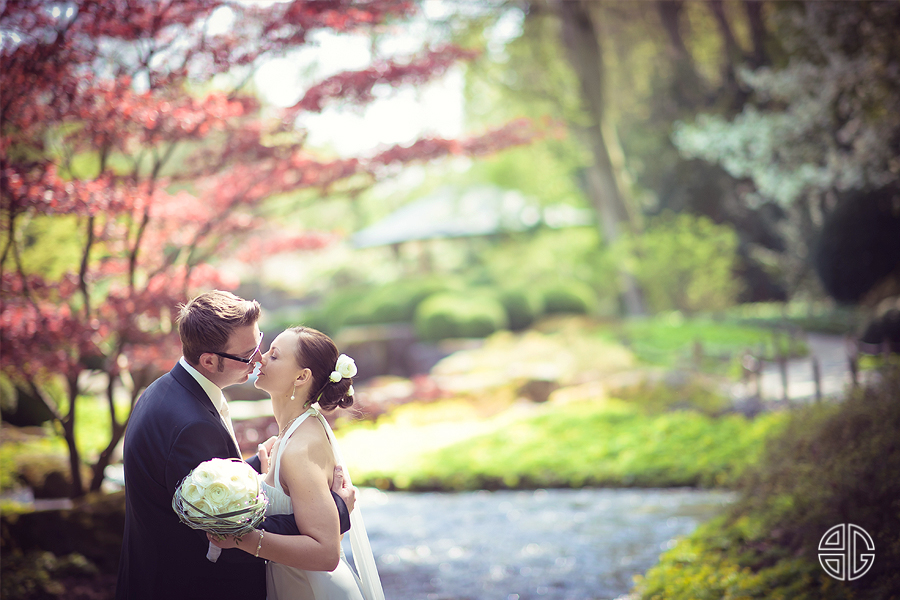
340, 396, 788, 491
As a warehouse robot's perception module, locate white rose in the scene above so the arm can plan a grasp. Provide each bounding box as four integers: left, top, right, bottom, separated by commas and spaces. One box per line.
181, 481, 203, 505
334, 354, 357, 379
191, 463, 216, 488
188, 498, 213, 518
205, 481, 230, 510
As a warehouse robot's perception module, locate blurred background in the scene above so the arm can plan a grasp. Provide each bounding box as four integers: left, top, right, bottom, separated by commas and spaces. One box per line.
2, 1, 899, 598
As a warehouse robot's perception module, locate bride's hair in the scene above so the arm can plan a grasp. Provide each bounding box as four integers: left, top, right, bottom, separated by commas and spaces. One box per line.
289, 326, 354, 411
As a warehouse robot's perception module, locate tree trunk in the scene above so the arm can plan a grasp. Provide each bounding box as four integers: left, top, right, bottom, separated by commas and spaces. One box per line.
555, 0, 646, 316
656, 0, 706, 109
743, 0, 769, 68
64, 374, 85, 498
708, 1, 743, 99
90, 372, 127, 492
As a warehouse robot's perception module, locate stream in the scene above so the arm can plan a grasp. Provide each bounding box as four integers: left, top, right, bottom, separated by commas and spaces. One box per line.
345, 487, 735, 600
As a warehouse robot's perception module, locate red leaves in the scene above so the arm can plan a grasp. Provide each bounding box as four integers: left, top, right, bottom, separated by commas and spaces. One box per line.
2, 165, 139, 216
370, 118, 540, 166
235, 231, 337, 261
295, 45, 478, 113
0, 298, 96, 381
276, 0, 415, 34
1, 0, 536, 404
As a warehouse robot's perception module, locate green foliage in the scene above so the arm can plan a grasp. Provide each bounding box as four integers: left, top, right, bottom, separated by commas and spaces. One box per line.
51, 394, 130, 460
618, 313, 806, 374
724, 302, 863, 335
539, 280, 598, 316
480, 227, 615, 295
343, 278, 456, 328
615, 213, 742, 314
354, 398, 787, 491
496, 287, 543, 331
0, 215, 83, 282
636, 365, 900, 598
671, 3, 900, 207
636, 515, 851, 600
1, 394, 129, 494
281, 285, 373, 336
414, 292, 509, 342
615, 378, 730, 417
0, 551, 99, 600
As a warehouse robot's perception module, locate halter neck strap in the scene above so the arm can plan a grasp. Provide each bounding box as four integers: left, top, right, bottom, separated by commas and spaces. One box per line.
272, 407, 316, 487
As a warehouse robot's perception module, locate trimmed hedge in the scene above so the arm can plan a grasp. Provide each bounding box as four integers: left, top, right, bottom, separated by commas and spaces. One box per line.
540, 280, 597, 315
414, 292, 508, 341
496, 288, 543, 331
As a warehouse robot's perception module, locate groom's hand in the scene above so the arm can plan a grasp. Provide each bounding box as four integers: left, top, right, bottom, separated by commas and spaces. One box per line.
332, 466, 357, 513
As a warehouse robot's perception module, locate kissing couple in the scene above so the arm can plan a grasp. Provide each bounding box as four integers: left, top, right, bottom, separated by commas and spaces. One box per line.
116, 290, 383, 600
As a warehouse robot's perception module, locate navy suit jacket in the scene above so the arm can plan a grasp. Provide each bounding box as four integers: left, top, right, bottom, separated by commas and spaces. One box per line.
115, 362, 348, 600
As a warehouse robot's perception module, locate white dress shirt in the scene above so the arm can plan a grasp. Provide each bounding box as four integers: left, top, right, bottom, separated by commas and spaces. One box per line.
179, 357, 239, 450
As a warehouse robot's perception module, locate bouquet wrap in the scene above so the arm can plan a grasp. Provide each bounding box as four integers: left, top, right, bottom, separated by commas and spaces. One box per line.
172, 458, 268, 562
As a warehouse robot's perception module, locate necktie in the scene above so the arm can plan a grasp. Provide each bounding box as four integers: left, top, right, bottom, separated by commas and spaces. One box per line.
219, 395, 239, 452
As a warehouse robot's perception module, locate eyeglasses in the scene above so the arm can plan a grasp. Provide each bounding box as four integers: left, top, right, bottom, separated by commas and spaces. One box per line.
209, 331, 264, 364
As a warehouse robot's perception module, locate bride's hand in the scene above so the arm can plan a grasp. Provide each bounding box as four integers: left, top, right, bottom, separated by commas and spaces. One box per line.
257, 436, 277, 473
206, 530, 260, 554
207, 532, 247, 551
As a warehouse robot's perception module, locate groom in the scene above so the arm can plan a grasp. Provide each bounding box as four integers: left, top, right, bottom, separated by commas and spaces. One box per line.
116, 290, 354, 600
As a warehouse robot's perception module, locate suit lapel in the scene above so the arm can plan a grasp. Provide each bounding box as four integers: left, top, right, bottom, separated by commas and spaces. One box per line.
171, 363, 241, 458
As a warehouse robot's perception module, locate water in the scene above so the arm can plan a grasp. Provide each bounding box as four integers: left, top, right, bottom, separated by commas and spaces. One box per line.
345, 487, 734, 600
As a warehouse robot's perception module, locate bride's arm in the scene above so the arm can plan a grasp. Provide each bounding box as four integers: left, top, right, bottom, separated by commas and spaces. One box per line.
210, 431, 341, 571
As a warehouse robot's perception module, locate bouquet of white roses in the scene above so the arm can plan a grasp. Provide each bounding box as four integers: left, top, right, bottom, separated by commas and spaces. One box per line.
172, 458, 268, 561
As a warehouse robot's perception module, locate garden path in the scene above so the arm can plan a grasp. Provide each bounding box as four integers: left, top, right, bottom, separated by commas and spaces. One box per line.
730, 332, 856, 404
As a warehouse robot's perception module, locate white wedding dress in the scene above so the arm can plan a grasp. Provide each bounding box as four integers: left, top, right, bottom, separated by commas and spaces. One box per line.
262, 408, 384, 600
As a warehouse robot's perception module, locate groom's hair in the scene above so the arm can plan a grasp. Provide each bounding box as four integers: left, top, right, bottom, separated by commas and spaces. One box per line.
177, 290, 260, 366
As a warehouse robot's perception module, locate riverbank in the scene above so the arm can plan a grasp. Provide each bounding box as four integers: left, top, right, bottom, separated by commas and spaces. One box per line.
633, 365, 900, 599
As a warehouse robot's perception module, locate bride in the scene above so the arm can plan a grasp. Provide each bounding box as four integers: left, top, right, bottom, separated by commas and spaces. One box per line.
210, 326, 383, 600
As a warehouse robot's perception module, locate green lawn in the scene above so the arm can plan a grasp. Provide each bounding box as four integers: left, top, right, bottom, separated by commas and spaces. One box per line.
612, 313, 808, 374
340, 396, 788, 492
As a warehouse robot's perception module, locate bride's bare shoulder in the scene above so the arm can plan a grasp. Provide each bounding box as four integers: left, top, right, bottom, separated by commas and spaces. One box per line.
282, 418, 332, 462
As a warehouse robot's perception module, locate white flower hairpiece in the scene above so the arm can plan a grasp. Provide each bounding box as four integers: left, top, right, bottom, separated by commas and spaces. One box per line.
329, 353, 357, 383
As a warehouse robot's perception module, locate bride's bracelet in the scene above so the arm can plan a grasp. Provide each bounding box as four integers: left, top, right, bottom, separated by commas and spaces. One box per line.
255, 529, 265, 558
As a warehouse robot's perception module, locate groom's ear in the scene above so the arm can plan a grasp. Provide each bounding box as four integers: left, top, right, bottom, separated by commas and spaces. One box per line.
198, 352, 218, 373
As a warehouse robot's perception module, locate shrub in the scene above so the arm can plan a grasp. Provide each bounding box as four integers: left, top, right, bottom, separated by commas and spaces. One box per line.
496, 288, 543, 331
636, 364, 900, 598
280, 285, 372, 335
345, 278, 454, 327
539, 280, 597, 315
414, 293, 508, 341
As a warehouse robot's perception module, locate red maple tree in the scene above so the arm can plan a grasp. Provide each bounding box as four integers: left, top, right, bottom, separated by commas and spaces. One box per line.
0, 0, 535, 496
